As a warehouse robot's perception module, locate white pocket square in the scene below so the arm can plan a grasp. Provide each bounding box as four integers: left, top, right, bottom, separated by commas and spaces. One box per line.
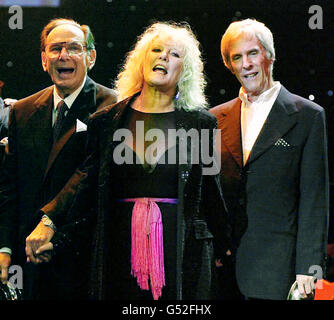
275, 138, 290, 147
76, 119, 87, 132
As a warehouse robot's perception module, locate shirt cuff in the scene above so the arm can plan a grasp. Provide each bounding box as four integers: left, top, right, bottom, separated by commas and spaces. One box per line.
0, 247, 12, 255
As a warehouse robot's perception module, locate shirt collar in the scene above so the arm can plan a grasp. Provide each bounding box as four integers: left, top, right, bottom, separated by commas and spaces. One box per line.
53, 76, 86, 110
239, 81, 281, 106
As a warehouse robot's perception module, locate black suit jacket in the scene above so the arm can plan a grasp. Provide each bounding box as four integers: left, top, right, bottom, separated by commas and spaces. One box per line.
210, 86, 329, 299
0, 77, 116, 298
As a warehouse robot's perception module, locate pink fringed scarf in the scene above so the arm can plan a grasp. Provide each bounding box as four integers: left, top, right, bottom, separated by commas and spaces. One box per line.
119, 197, 178, 300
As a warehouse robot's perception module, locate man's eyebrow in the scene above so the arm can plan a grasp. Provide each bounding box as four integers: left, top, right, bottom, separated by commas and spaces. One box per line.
47, 41, 82, 45
46, 41, 66, 46
246, 47, 260, 53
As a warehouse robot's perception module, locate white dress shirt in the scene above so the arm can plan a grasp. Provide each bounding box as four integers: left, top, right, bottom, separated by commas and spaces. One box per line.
52, 76, 86, 125
240, 81, 281, 165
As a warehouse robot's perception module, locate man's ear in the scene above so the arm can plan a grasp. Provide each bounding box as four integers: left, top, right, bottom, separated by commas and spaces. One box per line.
41, 51, 48, 72
86, 49, 96, 71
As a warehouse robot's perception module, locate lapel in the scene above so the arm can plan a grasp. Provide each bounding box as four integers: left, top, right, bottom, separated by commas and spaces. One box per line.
171, 107, 195, 300
98, 95, 134, 175
43, 77, 97, 179
30, 86, 54, 163
175, 107, 195, 186
247, 86, 299, 164
218, 98, 243, 168
102, 96, 132, 147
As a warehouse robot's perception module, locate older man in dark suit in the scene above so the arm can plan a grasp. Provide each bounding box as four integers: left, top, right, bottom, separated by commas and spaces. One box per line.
0, 18, 117, 299
210, 19, 329, 300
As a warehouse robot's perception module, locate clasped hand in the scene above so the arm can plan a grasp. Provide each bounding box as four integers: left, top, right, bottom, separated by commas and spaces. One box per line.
25, 221, 55, 264
296, 274, 316, 298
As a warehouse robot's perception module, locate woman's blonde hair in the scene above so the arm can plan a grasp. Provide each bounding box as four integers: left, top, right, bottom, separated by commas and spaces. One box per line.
115, 22, 208, 110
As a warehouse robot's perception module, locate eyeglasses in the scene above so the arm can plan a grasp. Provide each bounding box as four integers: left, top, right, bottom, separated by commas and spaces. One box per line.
45, 41, 87, 58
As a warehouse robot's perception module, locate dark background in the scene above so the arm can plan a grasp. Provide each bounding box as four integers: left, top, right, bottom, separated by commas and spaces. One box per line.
0, 0, 333, 241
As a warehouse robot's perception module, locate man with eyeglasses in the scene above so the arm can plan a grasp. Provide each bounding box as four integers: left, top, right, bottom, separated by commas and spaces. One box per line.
0, 18, 117, 299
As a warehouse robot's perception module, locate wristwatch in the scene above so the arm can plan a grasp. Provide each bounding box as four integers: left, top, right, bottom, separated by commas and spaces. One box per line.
41, 215, 57, 232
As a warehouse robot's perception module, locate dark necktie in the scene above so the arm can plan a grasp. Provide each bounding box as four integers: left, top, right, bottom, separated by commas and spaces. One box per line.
53, 100, 68, 141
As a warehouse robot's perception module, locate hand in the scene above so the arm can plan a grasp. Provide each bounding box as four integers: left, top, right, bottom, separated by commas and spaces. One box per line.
296, 274, 316, 298
3, 98, 17, 107
25, 221, 55, 264
0, 253, 11, 284
35, 243, 54, 263
215, 249, 232, 268
0, 137, 8, 145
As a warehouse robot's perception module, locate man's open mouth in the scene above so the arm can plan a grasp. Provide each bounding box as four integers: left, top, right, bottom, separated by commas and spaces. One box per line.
57, 68, 75, 75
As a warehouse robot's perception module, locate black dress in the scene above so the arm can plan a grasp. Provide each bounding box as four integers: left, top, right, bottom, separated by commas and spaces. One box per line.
105, 107, 179, 300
